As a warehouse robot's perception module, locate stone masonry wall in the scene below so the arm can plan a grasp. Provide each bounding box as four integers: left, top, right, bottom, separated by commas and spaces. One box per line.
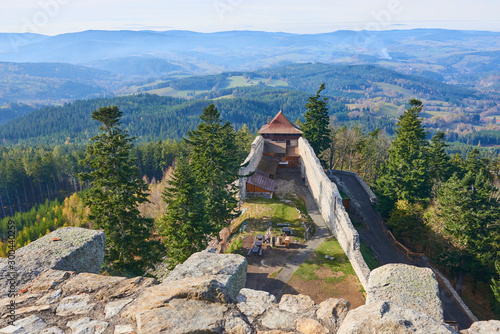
238, 135, 264, 203
298, 137, 370, 288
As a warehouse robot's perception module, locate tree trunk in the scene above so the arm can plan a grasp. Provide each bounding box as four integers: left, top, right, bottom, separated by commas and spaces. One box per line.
0, 194, 6, 218
38, 183, 44, 203
15, 188, 22, 213
46, 184, 51, 202
5, 187, 13, 216
22, 178, 29, 211
29, 178, 36, 206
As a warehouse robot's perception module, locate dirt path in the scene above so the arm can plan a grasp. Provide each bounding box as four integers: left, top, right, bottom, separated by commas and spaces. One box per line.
332, 172, 472, 330
247, 170, 330, 298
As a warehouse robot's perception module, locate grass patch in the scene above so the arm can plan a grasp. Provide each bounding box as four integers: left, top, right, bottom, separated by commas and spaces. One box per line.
225, 197, 314, 252
293, 237, 356, 283
230, 197, 308, 239
269, 267, 283, 279
360, 240, 381, 270
226, 236, 243, 254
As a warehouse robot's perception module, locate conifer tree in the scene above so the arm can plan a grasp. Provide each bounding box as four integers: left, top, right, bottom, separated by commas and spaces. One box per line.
428, 131, 452, 184
79, 106, 161, 274
185, 104, 240, 232
375, 99, 430, 216
302, 83, 330, 159
158, 158, 207, 269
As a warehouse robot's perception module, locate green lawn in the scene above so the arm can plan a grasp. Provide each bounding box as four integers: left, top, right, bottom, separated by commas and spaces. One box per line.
226, 197, 314, 253
293, 237, 356, 283
360, 240, 381, 271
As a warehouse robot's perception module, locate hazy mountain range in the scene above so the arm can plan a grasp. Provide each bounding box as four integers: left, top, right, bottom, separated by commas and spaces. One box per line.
0, 29, 499, 82
0, 28, 498, 124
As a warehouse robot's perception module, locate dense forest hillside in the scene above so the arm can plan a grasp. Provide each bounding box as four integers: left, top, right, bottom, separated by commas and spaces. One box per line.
0, 90, 333, 145
1, 63, 498, 147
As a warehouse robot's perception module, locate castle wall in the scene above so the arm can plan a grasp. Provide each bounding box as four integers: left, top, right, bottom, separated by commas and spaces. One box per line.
298, 137, 370, 288
238, 136, 265, 202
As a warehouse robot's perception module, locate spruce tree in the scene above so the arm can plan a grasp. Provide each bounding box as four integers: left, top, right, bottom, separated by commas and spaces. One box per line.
375, 99, 430, 216
302, 83, 330, 159
79, 106, 161, 274
158, 158, 207, 268
428, 131, 452, 184
436, 171, 500, 276
185, 104, 240, 232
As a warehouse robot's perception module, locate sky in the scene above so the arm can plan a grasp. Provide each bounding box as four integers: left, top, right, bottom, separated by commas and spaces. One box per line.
1, 0, 500, 35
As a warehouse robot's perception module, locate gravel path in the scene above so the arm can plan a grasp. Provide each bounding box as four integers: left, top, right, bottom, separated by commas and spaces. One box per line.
332, 172, 472, 330
260, 170, 330, 298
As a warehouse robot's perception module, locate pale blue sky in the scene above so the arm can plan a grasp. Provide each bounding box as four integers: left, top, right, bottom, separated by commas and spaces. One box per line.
2, 0, 500, 35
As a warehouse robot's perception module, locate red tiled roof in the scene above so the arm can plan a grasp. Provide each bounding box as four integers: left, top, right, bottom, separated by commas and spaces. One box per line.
258, 111, 303, 135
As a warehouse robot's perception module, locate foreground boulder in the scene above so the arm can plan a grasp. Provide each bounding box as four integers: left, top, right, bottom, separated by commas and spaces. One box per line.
366, 263, 444, 322
163, 250, 247, 300
337, 301, 458, 334
463, 320, 500, 333
0, 228, 489, 333
0, 227, 105, 297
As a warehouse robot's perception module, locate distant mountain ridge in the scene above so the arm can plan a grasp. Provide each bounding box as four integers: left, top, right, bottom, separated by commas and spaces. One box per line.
0, 29, 499, 82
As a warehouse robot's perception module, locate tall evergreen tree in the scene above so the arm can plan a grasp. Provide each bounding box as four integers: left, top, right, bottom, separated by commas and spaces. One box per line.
185, 104, 240, 232
158, 158, 207, 269
302, 83, 330, 159
79, 106, 161, 274
436, 171, 500, 275
428, 131, 452, 184
375, 99, 430, 216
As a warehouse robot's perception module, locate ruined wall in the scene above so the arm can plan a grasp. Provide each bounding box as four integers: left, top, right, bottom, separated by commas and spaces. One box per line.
298, 137, 370, 288
238, 136, 264, 202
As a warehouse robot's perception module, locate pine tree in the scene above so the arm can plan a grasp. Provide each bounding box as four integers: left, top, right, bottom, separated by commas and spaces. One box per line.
375, 99, 430, 216
302, 83, 330, 159
428, 131, 452, 184
158, 158, 207, 269
437, 171, 500, 252
79, 106, 162, 274
185, 104, 240, 233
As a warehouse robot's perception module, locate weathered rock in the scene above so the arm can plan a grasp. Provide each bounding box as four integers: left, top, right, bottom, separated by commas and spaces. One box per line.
237, 288, 277, 317
136, 299, 227, 334
39, 327, 64, 334
29, 270, 73, 293
279, 294, 315, 315
105, 298, 133, 318
122, 276, 229, 320
55, 294, 95, 316
63, 272, 125, 294
257, 331, 293, 334
35, 289, 62, 305
114, 324, 135, 334
164, 251, 247, 299
94, 276, 156, 301
0, 315, 47, 334
261, 309, 296, 330
0, 227, 105, 297
225, 314, 253, 334
366, 263, 444, 321
337, 301, 458, 334
296, 318, 329, 334
465, 320, 500, 333
12, 304, 51, 317
316, 298, 350, 329
67, 317, 109, 334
